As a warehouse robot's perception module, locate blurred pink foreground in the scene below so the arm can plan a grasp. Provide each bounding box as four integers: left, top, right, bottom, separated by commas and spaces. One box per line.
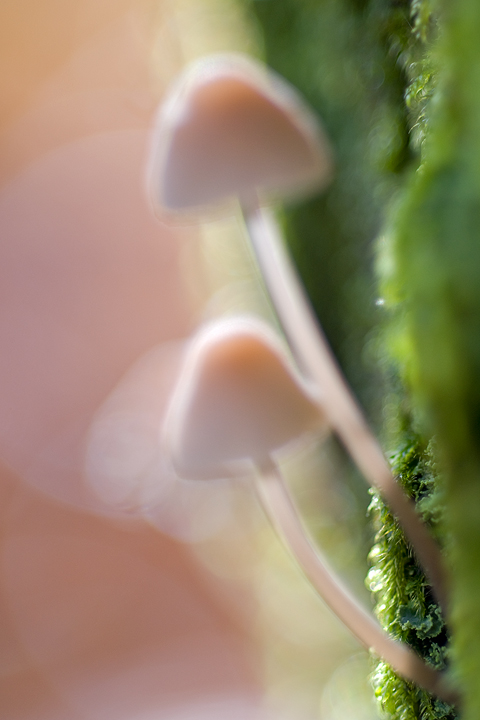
0, 3, 262, 718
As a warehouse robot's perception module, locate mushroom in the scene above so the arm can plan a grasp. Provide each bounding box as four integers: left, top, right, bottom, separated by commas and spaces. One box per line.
165, 316, 324, 480
149, 53, 447, 613
163, 315, 457, 705
149, 53, 331, 214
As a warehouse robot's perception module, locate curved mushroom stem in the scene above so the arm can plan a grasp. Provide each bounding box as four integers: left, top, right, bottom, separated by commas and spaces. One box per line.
254, 456, 458, 705
241, 198, 448, 615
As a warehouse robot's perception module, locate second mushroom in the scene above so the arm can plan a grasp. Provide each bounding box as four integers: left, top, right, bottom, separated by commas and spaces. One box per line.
162, 315, 456, 704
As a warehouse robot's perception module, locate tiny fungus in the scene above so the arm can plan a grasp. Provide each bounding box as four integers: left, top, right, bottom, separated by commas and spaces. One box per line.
163, 316, 457, 704
150, 53, 331, 213
165, 316, 324, 480
149, 53, 447, 613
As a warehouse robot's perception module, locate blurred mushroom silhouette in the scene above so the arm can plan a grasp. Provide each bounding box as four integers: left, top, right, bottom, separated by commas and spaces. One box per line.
84, 340, 237, 543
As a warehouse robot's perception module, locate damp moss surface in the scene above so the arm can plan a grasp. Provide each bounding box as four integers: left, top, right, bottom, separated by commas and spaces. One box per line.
368, 429, 456, 720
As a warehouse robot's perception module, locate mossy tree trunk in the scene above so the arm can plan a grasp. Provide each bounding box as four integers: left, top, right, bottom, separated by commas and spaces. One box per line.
390, 1, 480, 717
246, 0, 480, 717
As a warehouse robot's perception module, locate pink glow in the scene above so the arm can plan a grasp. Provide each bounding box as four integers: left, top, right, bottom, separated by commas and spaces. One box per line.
0, 6, 262, 718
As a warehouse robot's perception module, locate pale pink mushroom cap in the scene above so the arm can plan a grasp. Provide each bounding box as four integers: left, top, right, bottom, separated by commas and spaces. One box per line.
165, 317, 326, 480
150, 54, 332, 213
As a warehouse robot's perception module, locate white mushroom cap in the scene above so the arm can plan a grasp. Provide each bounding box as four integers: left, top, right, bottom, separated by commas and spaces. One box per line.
150, 54, 332, 214
164, 316, 327, 480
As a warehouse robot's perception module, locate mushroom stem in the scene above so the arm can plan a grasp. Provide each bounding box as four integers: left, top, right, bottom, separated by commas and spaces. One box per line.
254, 456, 458, 705
241, 198, 448, 614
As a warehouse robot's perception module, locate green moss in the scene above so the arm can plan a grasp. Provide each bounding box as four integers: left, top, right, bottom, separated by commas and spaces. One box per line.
385, 0, 480, 716
368, 430, 456, 720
